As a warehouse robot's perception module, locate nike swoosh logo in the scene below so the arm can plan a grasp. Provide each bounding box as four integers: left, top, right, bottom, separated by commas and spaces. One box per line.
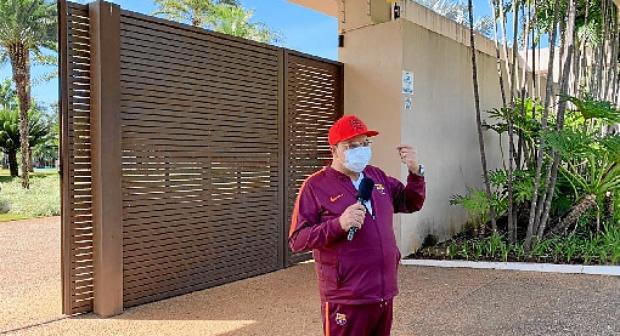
330, 194, 344, 203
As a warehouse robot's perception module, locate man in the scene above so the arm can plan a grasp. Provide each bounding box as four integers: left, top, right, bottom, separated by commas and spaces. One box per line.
289, 115, 426, 336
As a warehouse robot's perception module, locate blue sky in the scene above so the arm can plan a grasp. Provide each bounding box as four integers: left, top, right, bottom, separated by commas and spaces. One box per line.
0, 0, 492, 107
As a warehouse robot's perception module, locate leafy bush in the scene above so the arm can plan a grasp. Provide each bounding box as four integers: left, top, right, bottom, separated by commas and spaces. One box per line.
436, 224, 620, 265
0, 197, 10, 213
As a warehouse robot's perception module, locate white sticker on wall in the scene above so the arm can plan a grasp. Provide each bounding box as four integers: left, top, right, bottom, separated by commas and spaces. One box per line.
404, 97, 412, 110
402, 71, 414, 95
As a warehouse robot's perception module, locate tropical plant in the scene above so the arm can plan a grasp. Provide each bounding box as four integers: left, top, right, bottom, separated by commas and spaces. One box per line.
0, 0, 56, 188
153, 0, 278, 43
0, 79, 17, 110
209, 4, 279, 43
31, 111, 58, 168
450, 186, 506, 232
466, 0, 497, 234
543, 128, 620, 234
413, 0, 494, 37
154, 0, 239, 26
0, 108, 19, 176
0, 106, 49, 177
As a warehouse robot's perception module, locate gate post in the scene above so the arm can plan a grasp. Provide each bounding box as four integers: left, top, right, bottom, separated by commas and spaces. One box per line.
89, 0, 123, 317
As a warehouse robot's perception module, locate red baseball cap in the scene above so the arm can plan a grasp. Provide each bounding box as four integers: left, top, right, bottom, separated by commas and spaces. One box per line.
328, 115, 379, 146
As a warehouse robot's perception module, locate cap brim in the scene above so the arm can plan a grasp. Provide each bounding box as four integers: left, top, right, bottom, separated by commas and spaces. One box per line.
339, 130, 379, 143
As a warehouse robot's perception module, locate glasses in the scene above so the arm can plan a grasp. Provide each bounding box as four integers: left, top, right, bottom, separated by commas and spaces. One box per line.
340, 140, 373, 150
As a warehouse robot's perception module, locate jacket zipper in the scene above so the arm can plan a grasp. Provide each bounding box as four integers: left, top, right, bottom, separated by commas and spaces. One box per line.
369, 210, 385, 300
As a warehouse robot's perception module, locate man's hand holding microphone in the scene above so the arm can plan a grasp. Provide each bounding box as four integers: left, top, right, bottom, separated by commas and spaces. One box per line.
339, 203, 366, 233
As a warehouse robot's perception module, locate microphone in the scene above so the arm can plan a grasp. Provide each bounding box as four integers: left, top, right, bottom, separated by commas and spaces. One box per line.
347, 177, 375, 241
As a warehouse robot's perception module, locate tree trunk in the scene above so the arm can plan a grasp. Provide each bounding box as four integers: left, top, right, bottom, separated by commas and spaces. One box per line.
517, 3, 531, 170
7, 150, 18, 177
531, 0, 538, 101
510, 0, 520, 104
605, 5, 617, 102
597, 0, 608, 100
536, 0, 577, 240
498, 0, 513, 98
28, 147, 34, 172
524, 0, 561, 251
532, 5, 571, 236
490, 0, 507, 107
490, 0, 513, 241
468, 0, 497, 233
603, 191, 614, 225
550, 194, 596, 236
574, 38, 586, 94
556, 19, 566, 105
8, 43, 31, 189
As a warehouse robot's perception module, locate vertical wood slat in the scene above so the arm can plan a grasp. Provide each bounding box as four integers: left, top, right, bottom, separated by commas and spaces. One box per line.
89, 1, 124, 317
60, 0, 95, 315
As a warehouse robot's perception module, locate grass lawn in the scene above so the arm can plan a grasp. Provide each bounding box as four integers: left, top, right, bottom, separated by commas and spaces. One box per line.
0, 169, 10, 183
0, 213, 29, 222
0, 168, 60, 222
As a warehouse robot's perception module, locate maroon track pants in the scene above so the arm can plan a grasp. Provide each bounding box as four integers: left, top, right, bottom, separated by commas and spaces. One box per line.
321, 299, 393, 336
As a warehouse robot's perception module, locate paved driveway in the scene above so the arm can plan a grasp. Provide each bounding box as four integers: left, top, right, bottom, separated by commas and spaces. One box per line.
1, 217, 619, 335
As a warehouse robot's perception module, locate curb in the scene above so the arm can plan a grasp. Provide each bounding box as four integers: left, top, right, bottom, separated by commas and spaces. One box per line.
400, 259, 620, 276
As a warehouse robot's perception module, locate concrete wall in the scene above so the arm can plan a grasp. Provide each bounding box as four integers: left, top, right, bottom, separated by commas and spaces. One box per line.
339, 20, 405, 246
399, 19, 506, 253
304, 0, 548, 255
339, 5, 527, 255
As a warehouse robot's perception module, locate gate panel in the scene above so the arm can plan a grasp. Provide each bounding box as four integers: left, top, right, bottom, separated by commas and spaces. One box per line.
61, 0, 344, 314
59, 1, 95, 315
118, 11, 283, 308
284, 51, 344, 266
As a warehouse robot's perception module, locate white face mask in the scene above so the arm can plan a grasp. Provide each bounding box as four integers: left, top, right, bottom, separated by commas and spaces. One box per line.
343, 147, 372, 173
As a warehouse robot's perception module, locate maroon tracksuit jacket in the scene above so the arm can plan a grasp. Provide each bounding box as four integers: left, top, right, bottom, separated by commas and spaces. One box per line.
288, 165, 426, 305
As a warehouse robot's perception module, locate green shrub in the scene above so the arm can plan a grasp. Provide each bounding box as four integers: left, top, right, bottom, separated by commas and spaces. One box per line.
0, 197, 10, 213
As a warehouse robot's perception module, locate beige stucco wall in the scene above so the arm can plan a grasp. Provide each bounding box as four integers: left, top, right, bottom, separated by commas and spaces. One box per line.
339, 20, 405, 246
340, 12, 532, 255
302, 0, 547, 255
399, 19, 506, 254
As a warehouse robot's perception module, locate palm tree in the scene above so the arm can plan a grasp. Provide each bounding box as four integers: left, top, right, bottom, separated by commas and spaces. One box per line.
153, 0, 278, 43
467, 0, 498, 233
32, 110, 58, 169
0, 108, 20, 177
154, 0, 236, 27
414, 0, 495, 37
0, 107, 49, 177
0, 79, 17, 110
209, 5, 279, 43
535, 0, 577, 241
0, 0, 56, 188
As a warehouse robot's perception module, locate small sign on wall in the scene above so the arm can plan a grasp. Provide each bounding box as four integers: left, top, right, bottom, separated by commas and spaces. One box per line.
402, 70, 414, 95
404, 97, 412, 110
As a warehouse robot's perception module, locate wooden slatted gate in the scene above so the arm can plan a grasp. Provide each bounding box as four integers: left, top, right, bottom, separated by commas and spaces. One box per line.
60, 0, 343, 315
